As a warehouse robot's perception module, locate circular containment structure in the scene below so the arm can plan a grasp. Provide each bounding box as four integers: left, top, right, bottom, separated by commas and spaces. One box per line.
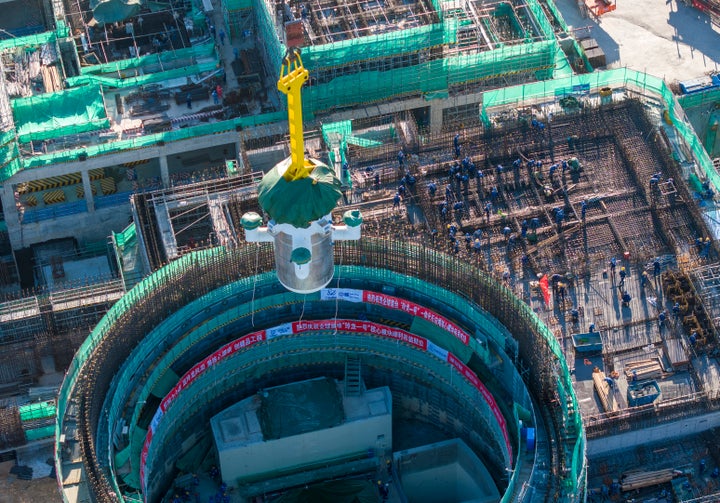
55, 239, 586, 503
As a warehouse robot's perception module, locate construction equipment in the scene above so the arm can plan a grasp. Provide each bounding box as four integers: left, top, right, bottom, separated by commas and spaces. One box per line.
277, 47, 313, 182
241, 48, 362, 293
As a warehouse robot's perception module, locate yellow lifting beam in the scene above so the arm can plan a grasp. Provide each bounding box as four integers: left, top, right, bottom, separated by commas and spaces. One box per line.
278, 48, 314, 182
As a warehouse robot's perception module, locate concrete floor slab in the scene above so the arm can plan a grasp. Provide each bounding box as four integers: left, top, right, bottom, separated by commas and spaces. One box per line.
554, 0, 720, 82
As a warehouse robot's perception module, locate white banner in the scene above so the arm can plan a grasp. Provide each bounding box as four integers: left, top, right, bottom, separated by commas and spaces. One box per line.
427, 341, 449, 360
320, 288, 363, 302
266, 323, 293, 339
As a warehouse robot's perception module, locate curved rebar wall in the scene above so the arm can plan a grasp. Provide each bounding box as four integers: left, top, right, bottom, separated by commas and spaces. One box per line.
56, 238, 585, 502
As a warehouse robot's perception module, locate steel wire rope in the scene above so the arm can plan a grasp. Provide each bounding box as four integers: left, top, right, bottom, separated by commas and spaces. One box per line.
332, 240, 344, 337
251, 243, 260, 327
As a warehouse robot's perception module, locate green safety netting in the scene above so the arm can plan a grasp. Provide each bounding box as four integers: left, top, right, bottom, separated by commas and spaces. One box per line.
25, 425, 55, 441
16, 110, 284, 173
301, 22, 456, 70
114, 445, 131, 469
0, 31, 56, 52
678, 86, 720, 109
226, 0, 252, 9
19, 401, 56, 421
56, 20, 70, 39
68, 42, 219, 88
80, 42, 215, 75
91, 0, 142, 24
113, 223, 137, 251
255, 0, 284, 74
0, 130, 20, 175
12, 85, 109, 144
321, 121, 351, 187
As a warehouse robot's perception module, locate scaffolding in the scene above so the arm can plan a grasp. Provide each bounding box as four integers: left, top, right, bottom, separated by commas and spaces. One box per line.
56, 236, 586, 502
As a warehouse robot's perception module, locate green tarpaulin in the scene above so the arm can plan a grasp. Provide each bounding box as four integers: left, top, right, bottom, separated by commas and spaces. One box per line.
12, 85, 109, 143
90, 0, 143, 24
19, 401, 56, 421
258, 162, 341, 228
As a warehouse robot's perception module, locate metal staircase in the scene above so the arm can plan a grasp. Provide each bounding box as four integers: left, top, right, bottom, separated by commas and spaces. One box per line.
344, 355, 363, 396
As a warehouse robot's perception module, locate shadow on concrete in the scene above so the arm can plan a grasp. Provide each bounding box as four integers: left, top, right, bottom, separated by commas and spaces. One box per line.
552, 0, 621, 67
667, 3, 720, 74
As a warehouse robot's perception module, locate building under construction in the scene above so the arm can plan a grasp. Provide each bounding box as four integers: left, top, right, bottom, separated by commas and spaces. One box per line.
0, 0, 717, 502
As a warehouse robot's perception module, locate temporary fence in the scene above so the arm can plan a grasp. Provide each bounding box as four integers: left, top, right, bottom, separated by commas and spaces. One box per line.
56, 238, 585, 503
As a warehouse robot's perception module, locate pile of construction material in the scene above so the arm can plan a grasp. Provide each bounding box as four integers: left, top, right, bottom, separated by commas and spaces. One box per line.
620, 468, 682, 492
624, 357, 666, 380
592, 367, 620, 413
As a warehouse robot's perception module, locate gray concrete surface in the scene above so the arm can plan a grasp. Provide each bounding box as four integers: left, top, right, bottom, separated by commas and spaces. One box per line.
555, 0, 720, 82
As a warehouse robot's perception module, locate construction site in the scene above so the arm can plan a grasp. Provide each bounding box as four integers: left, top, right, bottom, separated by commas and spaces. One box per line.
0, 0, 717, 502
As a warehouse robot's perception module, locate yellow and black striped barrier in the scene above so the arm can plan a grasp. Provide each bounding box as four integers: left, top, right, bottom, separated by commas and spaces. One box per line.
19, 173, 82, 194
23, 195, 37, 207
100, 178, 116, 195
76, 184, 97, 199
122, 159, 150, 168
89, 168, 105, 181
43, 189, 66, 205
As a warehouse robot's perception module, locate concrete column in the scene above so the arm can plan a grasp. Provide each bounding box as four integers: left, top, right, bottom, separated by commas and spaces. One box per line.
81, 170, 95, 212
429, 101, 444, 135
160, 155, 170, 187
1, 184, 21, 248
235, 139, 247, 174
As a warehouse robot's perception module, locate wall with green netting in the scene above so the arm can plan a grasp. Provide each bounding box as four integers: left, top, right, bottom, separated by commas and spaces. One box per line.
12, 84, 109, 143
108, 268, 510, 488
56, 240, 585, 502
66, 42, 219, 88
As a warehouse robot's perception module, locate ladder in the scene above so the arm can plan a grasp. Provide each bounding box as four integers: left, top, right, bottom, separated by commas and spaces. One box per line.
344, 355, 363, 396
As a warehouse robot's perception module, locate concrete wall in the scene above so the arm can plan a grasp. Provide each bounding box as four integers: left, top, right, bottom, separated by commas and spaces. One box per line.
9, 204, 132, 249
3, 131, 241, 249
586, 410, 720, 457
219, 410, 392, 484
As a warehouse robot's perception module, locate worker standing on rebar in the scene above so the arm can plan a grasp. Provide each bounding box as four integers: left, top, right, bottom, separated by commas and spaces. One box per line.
397, 148, 405, 167
393, 192, 400, 209
619, 266, 626, 287
621, 291, 631, 307
653, 258, 661, 276
570, 306, 579, 323
453, 133, 461, 158
581, 200, 587, 220
212, 89, 219, 105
